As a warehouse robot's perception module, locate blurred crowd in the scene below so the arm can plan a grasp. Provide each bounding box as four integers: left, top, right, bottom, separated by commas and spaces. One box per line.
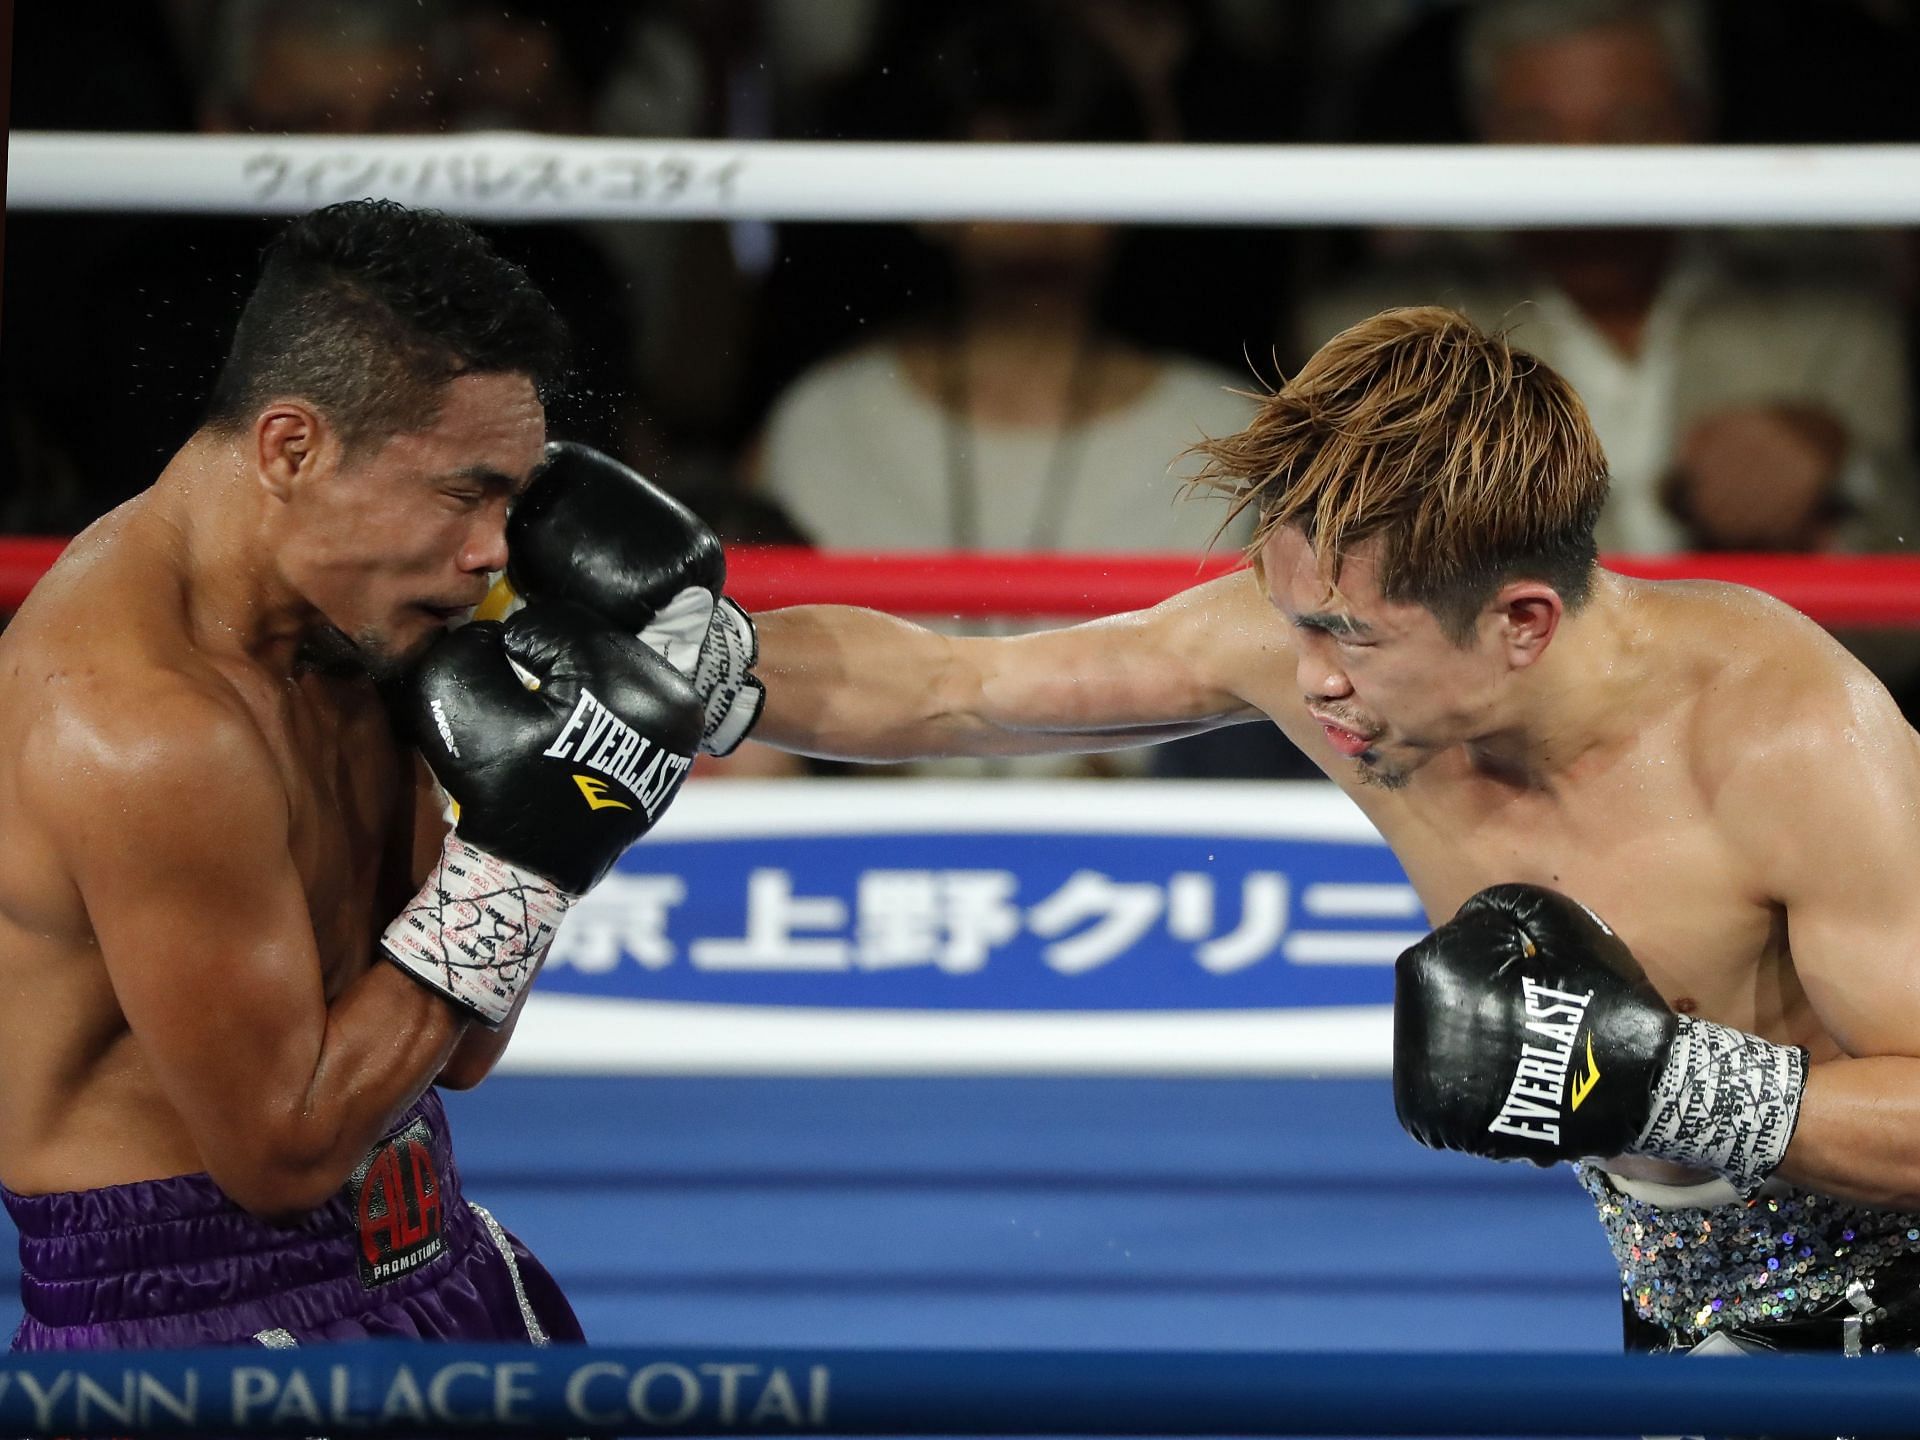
8, 0, 1920, 777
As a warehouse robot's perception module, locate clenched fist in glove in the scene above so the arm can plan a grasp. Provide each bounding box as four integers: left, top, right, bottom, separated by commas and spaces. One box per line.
1394, 884, 1808, 1194
495, 441, 764, 756
382, 601, 702, 1025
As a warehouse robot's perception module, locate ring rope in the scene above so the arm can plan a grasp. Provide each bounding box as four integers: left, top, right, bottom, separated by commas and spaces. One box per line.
12, 133, 1920, 224
723, 547, 1920, 625
8, 538, 1920, 625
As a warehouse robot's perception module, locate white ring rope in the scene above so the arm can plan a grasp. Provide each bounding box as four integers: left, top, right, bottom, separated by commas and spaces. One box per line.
11, 132, 1920, 224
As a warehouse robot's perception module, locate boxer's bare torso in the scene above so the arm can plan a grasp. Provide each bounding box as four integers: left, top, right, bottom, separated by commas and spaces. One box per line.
759, 531, 1920, 1196
1238, 579, 1870, 1182
1225, 565, 1920, 1195
0, 497, 422, 1195
0, 373, 541, 1213
1248, 584, 1832, 1047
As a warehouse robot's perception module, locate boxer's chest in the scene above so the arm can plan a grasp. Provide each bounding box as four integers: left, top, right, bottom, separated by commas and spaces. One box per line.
1375, 767, 1808, 1042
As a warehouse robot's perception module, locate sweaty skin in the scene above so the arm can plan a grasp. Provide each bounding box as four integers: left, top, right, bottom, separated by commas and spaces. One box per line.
0, 373, 545, 1218
753, 527, 1920, 1206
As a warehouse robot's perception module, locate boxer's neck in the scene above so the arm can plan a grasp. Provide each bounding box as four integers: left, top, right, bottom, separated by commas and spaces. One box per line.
149, 431, 328, 677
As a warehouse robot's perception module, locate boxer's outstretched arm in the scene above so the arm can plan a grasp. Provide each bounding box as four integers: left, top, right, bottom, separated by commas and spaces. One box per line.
38, 683, 470, 1219
753, 570, 1277, 761
1724, 661, 1920, 1207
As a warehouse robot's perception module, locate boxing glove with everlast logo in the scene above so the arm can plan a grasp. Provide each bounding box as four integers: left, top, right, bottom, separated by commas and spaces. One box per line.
497, 441, 764, 757
1393, 884, 1808, 1195
381, 601, 702, 1025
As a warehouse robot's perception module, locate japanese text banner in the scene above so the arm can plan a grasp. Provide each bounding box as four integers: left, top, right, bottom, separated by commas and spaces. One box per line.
504, 781, 1412, 1076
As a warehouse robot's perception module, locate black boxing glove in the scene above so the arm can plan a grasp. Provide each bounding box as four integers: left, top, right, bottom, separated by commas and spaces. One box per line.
498, 440, 763, 757
1393, 884, 1808, 1194
382, 601, 702, 1024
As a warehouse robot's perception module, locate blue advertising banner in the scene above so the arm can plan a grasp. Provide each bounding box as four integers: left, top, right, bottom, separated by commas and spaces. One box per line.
504, 781, 1417, 1076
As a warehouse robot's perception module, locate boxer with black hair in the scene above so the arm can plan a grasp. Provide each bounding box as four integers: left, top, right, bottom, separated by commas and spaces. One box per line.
0, 200, 701, 1367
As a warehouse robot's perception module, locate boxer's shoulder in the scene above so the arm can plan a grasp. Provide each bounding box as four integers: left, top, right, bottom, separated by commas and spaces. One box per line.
12, 568, 291, 850
16, 579, 252, 744
1169, 564, 1292, 667
1630, 576, 1886, 752
31, 668, 285, 834
1704, 624, 1897, 766
6, 511, 204, 681
1633, 574, 1831, 660
1106, 565, 1286, 727
1645, 578, 1920, 880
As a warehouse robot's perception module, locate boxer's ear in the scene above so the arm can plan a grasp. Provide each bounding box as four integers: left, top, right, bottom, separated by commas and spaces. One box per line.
253, 402, 326, 501
1494, 581, 1562, 669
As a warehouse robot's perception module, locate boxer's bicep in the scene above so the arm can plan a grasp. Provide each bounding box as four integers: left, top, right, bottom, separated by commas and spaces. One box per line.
1744, 691, 1920, 1057
1732, 698, 1920, 1205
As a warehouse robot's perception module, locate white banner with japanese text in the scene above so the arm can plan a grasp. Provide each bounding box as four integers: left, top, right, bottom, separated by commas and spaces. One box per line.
503, 780, 1415, 1075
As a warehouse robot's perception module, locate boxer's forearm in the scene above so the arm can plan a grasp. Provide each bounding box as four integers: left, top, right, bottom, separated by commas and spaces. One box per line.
752, 605, 1075, 760
753, 604, 1232, 761
435, 983, 533, 1090
752, 605, 979, 759
1775, 1055, 1920, 1208
227, 963, 468, 1219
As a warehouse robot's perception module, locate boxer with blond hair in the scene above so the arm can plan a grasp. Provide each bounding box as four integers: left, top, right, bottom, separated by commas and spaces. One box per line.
735, 305, 1920, 1357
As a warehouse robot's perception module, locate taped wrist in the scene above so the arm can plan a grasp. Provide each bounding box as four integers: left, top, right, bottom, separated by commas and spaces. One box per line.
1633, 1015, 1809, 1194
696, 597, 764, 756
381, 836, 574, 1026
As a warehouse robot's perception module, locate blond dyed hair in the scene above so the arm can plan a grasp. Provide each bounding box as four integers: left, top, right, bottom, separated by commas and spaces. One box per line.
1193, 306, 1609, 639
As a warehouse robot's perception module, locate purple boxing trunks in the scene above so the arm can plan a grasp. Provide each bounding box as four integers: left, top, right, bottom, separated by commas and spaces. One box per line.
3, 1089, 581, 1352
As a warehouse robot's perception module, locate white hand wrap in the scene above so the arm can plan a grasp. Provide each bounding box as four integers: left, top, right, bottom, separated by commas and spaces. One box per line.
637, 586, 716, 677
1633, 1016, 1809, 1196
638, 588, 764, 757
491, 577, 764, 757
381, 836, 574, 1026
692, 596, 765, 756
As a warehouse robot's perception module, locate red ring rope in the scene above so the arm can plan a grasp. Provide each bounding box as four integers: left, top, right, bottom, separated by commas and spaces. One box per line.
7, 537, 1920, 626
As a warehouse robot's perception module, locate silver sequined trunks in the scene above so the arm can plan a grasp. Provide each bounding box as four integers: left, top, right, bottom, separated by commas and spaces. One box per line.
1578, 1159, 1920, 1340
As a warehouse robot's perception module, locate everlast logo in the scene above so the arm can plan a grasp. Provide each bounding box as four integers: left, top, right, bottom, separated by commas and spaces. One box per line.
1486, 977, 1596, 1145
350, 1117, 446, 1288
542, 687, 691, 820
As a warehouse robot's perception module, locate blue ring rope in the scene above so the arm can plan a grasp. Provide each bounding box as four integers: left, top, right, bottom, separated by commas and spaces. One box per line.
1, 1344, 1918, 1435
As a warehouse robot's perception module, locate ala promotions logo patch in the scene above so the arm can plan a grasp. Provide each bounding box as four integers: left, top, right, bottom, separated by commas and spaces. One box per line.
349, 1116, 446, 1288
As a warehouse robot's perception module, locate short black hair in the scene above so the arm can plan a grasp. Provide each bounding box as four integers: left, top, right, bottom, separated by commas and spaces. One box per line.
205, 199, 570, 453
